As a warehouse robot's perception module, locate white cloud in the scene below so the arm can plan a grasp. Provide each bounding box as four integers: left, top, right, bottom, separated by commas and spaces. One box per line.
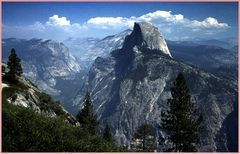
189, 17, 229, 29
86, 10, 230, 34
87, 17, 135, 29
46, 15, 71, 26
139, 11, 184, 23
44, 15, 87, 32
88, 17, 124, 26
83, 11, 230, 40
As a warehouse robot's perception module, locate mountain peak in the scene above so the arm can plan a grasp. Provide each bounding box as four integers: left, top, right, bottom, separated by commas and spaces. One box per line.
124, 22, 172, 57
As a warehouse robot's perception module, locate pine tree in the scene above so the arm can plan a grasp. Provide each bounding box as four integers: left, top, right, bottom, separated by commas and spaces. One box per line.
160, 72, 201, 152
132, 123, 155, 151
7, 48, 23, 81
103, 123, 113, 142
76, 92, 98, 134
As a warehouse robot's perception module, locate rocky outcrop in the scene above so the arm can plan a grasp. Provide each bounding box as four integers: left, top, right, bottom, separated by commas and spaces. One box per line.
2, 64, 79, 126
123, 22, 171, 57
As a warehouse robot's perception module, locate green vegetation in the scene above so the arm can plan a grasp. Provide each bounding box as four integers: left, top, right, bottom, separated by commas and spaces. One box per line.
3, 73, 65, 119
103, 123, 113, 142
7, 48, 23, 83
132, 123, 155, 152
2, 64, 6, 73
35, 91, 67, 118
28, 79, 38, 88
2, 84, 121, 152
76, 92, 98, 135
160, 72, 202, 152
2, 98, 120, 152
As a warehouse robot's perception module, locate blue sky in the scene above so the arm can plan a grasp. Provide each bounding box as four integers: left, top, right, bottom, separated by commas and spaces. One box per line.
2, 2, 238, 41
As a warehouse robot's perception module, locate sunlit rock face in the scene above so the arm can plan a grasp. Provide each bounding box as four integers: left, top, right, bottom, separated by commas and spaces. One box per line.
122, 22, 171, 57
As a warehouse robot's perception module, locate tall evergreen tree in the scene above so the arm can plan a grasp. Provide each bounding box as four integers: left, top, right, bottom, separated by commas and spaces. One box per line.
76, 92, 98, 134
160, 72, 201, 152
103, 123, 113, 142
132, 123, 155, 151
7, 48, 23, 81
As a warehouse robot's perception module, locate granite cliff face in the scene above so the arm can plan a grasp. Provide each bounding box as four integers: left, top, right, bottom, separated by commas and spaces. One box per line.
123, 22, 171, 57
73, 22, 237, 151
2, 38, 84, 112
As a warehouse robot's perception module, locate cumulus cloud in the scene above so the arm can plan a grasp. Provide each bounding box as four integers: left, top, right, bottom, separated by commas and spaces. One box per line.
189, 17, 229, 29
44, 15, 87, 33
46, 15, 71, 26
86, 10, 230, 34
139, 11, 184, 23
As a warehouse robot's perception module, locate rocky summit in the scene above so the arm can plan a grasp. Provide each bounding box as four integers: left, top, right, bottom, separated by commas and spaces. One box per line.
73, 22, 237, 151
123, 22, 171, 57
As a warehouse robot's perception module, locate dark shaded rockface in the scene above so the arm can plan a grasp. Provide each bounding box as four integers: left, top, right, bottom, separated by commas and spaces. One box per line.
216, 101, 238, 152
73, 22, 238, 151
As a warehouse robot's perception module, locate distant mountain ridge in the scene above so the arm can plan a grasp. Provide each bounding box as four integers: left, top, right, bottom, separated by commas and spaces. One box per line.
2, 38, 85, 112
168, 44, 238, 83
64, 29, 132, 67
168, 37, 238, 49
